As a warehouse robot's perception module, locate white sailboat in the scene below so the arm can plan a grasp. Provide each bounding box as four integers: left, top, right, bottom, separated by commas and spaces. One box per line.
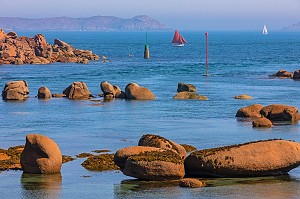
262, 25, 268, 35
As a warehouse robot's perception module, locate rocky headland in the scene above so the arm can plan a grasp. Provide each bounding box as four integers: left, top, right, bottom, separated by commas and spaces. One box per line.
0, 29, 99, 65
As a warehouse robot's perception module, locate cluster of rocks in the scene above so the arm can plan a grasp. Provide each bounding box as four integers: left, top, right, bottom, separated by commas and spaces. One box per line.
114, 134, 300, 182
271, 69, 300, 80
173, 82, 208, 100
1, 80, 156, 101
236, 104, 300, 128
0, 29, 99, 65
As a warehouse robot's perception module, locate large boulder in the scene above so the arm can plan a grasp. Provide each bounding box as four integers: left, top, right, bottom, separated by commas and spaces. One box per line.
173, 92, 208, 100
100, 81, 115, 97
123, 150, 185, 180
114, 146, 166, 171
184, 139, 300, 177
177, 82, 196, 93
235, 104, 264, 118
20, 134, 62, 174
2, 80, 29, 100
37, 86, 52, 99
63, 82, 92, 100
271, 70, 293, 78
260, 104, 299, 122
125, 83, 155, 100
138, 134, 187, 159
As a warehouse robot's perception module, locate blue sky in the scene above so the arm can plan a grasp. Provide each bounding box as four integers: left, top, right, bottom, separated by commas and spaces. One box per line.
1, 0, 299, 30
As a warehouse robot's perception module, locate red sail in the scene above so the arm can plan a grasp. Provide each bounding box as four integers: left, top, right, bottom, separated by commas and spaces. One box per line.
181, 36, 187, 43
172, 30, 180, 43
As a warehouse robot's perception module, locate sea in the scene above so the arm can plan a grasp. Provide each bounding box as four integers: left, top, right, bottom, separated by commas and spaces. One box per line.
0, 31, 300, 198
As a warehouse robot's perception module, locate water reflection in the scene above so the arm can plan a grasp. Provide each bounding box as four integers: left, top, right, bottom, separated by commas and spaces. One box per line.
20, 173, 62, 199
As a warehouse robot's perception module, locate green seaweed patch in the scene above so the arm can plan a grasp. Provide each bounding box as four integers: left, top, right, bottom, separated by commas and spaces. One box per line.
92, 149, 111, 153
191, 139, 284, 158
140, 134, 180, 154
0, 145, 24, 171
76, 153, 94, 158
128, 150, 183, 164
62, 155, 75, 163
180, 144, 197, 152
82, 154, 120, 171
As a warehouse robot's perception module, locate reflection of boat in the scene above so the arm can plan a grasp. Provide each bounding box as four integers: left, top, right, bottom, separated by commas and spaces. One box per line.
262, 25, 268, 35
171, 30, 187, 47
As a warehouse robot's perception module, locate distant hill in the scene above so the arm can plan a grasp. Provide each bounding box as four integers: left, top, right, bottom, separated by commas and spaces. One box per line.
0, 15, 170, 31
282, 21, 300, 31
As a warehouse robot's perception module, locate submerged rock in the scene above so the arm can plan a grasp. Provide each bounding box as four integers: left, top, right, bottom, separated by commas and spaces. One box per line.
252, 117, 272, 128
271, 70, 293, 78
20, 134, 62, 174
234, 94, 253, 100
179, 178, 205, 188
82, 154, 119, 171
173, 92, 208, 100
184, 139, 300, 177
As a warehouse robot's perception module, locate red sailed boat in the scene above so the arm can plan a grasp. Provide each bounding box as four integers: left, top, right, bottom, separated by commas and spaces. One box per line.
171, 30, 187, 47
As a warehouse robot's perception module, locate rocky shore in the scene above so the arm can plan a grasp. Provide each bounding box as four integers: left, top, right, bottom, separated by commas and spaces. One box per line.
0, 29, 99, 65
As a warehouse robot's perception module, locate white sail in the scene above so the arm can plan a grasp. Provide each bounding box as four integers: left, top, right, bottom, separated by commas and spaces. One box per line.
262, 25, 268, 35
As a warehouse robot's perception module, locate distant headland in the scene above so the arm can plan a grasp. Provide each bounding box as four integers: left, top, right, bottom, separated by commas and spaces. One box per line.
0, 15, 171, 31
282, 21, 300, 31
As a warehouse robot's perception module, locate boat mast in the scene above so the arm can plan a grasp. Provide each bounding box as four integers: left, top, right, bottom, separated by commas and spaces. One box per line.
144, 32, 150, 59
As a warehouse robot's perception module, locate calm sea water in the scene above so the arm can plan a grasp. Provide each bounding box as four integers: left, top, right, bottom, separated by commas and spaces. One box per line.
1, 31, 300, 198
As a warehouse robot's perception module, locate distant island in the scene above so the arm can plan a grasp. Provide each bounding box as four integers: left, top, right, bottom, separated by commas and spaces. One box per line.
282, 21, 300, 31
0, 15, 170, 31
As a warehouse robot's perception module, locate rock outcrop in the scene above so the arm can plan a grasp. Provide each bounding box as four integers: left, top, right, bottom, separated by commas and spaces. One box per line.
138, 134, 187, 159
123, 150, 185, 180
260, 104, 298, 122
125, 83, 155, 100
184, 139, 300, 177
0, 29, 99, 65
2, 80, 29, 100
37, 86, 52, 99
20, 134, 62, 174
235, 104, 264, 118
63, 82, 92, 100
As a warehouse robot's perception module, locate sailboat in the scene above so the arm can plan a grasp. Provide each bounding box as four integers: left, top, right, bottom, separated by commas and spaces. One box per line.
171, 30, 187, 47
262, 25, 268, 35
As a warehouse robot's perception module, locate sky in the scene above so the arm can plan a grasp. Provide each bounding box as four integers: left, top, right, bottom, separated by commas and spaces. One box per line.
1, 0, 299, 30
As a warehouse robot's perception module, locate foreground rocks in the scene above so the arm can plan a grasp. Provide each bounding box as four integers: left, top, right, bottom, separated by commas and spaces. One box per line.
0, 29, 99, 65
2, 80, 29, 100
20, 134, 62, 174
173, 82, 207, 100
185, 139, 300, 177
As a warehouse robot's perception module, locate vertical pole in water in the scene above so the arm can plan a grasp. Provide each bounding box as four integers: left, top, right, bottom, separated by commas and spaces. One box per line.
144, 32, 150, 59
205, 32, 208, 76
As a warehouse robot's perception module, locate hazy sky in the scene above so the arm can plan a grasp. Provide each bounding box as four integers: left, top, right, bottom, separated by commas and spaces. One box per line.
1, 0, 299, 30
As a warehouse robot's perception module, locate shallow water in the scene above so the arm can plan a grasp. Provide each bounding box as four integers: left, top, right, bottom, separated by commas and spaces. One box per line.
1, 31, 300, 198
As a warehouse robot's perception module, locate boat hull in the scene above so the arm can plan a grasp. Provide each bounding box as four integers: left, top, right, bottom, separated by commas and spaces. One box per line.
172, 43, 184, 47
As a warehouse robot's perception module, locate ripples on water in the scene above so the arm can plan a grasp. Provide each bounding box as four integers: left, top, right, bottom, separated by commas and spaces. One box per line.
0, 31, 300, 198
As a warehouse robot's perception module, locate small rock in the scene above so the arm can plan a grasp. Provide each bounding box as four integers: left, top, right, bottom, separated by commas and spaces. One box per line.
234, 94, 253, 100
125, 82, 155, 100
271, 70, 293, 78
236, 104, 264, 118
37, 86, 52, 99
179, 178, 205, 188
173, 92, 208, 100
177, 82, 196, 93
252, 117, 272, 128
63, 82, 92, 100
